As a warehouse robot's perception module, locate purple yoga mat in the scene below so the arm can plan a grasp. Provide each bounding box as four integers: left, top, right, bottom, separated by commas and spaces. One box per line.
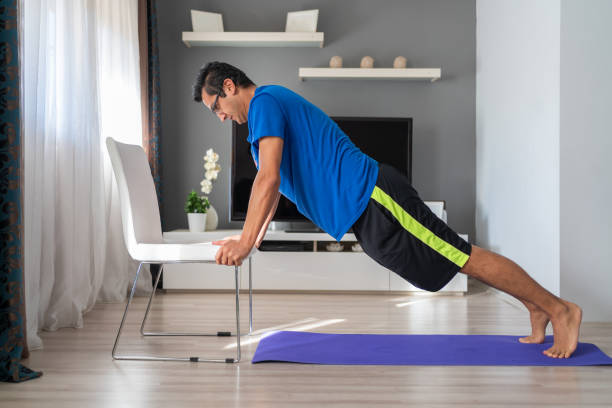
251, 331, 612, 366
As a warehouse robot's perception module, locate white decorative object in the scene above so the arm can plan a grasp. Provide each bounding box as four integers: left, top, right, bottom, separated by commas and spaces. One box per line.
351, 242, 363, 252
285, 9, 319, 32
190, 10, 224, 32
425, 201, 445, 220
329, 56, 343, 68
393, 56, 407, 68
206, 205, 219, 231
187, 213, 207, 232
326, 242, 344, 252
360, 56, 374, 68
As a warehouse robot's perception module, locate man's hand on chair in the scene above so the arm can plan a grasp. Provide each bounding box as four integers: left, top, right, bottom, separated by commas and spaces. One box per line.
213, 235, 251, 266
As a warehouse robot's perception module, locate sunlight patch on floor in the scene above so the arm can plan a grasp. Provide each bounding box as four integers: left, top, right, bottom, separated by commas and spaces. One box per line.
224, 318, 346, 349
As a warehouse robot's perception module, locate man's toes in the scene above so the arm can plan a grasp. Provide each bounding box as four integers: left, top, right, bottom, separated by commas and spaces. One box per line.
543, 347, 566, 358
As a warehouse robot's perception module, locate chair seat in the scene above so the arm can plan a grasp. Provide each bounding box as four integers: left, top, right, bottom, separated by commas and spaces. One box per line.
131, 241, 257, 263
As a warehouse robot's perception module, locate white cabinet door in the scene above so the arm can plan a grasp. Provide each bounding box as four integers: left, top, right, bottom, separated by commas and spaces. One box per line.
251, 252, 389, 291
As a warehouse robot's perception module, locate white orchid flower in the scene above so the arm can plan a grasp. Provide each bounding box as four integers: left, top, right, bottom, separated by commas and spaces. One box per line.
205, 170, 218, 181
200, 148, 221, 194
205, 149, 219, 163
200, 179, 212, 194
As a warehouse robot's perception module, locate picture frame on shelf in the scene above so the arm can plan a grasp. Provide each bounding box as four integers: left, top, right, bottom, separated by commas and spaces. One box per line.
285, 9, 319, 32
190, 10, 224, 32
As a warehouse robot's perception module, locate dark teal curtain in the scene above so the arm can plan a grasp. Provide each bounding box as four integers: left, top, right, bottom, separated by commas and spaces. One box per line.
0, 0, 42, 382
141, 0, 162, 224
148, 0, 162, 206
140, 0, 163, 285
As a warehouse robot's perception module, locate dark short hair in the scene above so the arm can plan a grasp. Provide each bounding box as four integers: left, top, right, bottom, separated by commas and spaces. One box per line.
193, 61, 255, 102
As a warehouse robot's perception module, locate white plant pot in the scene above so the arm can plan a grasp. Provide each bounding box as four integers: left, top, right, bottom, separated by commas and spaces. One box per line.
187, 213, 207, 232
205, 205, 219, 231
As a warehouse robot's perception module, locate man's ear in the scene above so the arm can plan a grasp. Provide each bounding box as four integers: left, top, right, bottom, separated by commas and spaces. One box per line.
223, 78, 237, 95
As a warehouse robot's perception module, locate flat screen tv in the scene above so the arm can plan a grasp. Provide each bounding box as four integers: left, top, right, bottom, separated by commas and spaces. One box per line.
230, 117, 412, 223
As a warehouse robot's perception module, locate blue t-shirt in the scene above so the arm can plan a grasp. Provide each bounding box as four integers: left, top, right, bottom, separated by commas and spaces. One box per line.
247, 85, 379, 241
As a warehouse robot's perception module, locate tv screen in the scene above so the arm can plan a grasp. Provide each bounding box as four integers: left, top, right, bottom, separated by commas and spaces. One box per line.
231, 117, 412, 222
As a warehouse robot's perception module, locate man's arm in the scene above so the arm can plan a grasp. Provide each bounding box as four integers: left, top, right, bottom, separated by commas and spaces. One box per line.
255, 190, 281, 248
239, 136, 283, 250
223, 190, 279, 248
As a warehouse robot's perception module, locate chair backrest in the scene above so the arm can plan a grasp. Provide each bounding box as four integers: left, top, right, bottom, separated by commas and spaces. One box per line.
106, 137, 163, 257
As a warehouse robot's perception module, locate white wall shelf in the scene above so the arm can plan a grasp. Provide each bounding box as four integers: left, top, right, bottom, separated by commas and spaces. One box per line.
298, 68, 441, 82
182, 32, 324, 48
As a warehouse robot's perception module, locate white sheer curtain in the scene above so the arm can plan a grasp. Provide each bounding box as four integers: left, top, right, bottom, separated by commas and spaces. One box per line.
22, 0, 151, 350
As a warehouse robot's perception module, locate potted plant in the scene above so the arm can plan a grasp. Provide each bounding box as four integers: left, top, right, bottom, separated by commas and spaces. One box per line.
185, 190, 210, 232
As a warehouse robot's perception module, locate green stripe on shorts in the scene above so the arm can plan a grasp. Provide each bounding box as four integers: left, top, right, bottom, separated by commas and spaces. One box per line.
370, 186, 470, 268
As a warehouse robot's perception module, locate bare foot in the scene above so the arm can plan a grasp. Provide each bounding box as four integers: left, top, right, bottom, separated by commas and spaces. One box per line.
519, 309, 549, 344
543, 300, 583, 358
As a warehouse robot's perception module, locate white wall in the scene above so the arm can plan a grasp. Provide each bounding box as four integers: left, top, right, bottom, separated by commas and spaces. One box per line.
477, 0, 612, 321
560, 0, 612, 321
476, 0, 561, 294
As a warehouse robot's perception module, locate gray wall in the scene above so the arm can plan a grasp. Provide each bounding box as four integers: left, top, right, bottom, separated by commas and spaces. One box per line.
157, 0, 476, 238
560, 0, 612, 321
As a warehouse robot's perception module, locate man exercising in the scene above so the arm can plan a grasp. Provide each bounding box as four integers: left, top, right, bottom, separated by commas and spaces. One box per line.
193, 61, 582, 359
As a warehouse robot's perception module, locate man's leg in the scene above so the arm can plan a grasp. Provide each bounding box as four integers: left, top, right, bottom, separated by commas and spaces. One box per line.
517, 299, 550, 344
461, 245, 582, 358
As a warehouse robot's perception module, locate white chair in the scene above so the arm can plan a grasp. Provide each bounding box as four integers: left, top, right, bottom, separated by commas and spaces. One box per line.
105, 137, 255, 363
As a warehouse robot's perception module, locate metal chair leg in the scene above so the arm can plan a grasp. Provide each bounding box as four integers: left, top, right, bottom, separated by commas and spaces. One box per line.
140, 263, 163, 336
112, 262, 242, 363
249, 256, 253, 335
235, 265, 241, 363
112, 262, 143, 360
140, 261, 254, 337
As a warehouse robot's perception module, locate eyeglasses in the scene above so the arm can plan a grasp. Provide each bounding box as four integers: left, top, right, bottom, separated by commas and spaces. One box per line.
210, 90, 222, 114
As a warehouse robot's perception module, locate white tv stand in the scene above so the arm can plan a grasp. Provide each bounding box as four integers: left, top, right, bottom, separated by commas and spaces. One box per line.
161, 229, 468, 293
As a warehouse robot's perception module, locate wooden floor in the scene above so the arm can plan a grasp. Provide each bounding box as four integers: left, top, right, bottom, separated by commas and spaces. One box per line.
3, 279, 612, 407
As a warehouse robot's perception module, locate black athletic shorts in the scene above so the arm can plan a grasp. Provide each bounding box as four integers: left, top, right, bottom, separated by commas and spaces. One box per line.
352, 163, 472, 292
